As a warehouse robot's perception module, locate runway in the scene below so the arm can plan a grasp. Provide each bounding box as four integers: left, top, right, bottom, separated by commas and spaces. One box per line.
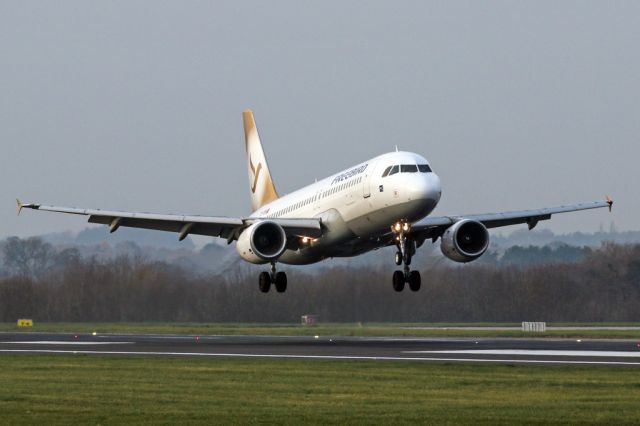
2, 332, 640, 366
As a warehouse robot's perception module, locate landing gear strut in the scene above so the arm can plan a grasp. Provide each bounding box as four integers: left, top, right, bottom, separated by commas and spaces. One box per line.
259, 262, 287, 293
391, 221, 421, 292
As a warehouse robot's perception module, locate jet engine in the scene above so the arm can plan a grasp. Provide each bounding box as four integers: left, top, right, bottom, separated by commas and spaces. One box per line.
440, 219, 489, 263
236, 221, 287, 264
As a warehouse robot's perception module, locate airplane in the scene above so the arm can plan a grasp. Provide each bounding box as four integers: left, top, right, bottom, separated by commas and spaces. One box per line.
17, 110, 613, 293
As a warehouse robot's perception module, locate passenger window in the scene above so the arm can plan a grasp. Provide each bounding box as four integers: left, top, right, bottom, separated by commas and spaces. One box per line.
388, 165, 399, 176
401, 164, 418, 173
418, 164, 432, 173
382, 166, 392, 177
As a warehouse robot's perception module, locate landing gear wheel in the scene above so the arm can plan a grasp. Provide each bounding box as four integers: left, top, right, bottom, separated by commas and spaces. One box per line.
274, 271, 287, 293
395, 251, 402, 266
258, 272, 271, 293
408, 270, 421, 292
392, 270, 405, 292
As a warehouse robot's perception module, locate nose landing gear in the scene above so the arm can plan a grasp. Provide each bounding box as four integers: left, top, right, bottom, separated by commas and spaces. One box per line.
391, 221, 421, 292
258, 262, 287, 293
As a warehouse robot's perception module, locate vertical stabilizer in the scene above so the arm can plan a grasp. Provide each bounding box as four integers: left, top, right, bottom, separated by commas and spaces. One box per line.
243, 110, 279, 211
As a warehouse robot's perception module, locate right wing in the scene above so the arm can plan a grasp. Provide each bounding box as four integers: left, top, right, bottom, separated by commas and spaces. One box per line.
410, 198, 613, 244
17, 200, 322, 243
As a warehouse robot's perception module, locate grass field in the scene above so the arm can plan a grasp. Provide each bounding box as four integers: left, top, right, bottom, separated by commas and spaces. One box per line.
1, 355, 639, 425
2, 322, 640, 339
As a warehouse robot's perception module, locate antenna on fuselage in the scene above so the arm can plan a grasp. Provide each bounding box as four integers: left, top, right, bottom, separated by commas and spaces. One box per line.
395, 145, 398, 152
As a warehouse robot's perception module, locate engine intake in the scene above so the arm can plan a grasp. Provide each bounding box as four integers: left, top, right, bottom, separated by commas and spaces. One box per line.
440, 219, 489, 263
236, 221, 287, 264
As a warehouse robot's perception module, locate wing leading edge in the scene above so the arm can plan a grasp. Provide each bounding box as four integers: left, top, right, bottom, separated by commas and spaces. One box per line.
16, 201, 322, 242
411, 198, 613, 242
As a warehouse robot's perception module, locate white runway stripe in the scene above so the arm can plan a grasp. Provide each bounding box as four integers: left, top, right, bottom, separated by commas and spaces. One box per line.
2, 349, 640, 366
404, 349, 640, 357
2, 341, 133, 345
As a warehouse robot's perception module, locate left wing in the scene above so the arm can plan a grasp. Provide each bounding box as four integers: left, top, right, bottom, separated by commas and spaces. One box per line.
410, 198, 613, 244
16, 200, 322, 243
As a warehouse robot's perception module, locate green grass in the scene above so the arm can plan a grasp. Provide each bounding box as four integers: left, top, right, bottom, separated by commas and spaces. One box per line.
2, 322, 640, 339
1, 355, 640, 425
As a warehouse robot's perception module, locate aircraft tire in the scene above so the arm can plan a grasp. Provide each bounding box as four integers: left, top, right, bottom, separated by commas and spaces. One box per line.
392, 270, 405, 292
395, 252, 402, 266
259, 271, 271, 293
275, 271, 287, 293
408, 270, 421, 292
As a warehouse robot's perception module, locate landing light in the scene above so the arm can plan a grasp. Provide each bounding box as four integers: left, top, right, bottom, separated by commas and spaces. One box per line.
392, 222, 410, 233
302, 237, 309, 243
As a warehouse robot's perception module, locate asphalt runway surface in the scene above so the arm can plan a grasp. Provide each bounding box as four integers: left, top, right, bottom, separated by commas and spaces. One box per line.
2, 332, 640, 367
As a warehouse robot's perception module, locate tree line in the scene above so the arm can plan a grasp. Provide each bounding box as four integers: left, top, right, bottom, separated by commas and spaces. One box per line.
0, 237, 638, 322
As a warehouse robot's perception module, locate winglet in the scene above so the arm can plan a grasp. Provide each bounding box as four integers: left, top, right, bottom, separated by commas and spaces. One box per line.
606, 195, 613, 212
16, 199, 38, 215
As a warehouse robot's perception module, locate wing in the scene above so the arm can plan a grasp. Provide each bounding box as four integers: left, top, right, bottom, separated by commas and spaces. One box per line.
16, 201, 322, 243
411, 198, 613, 244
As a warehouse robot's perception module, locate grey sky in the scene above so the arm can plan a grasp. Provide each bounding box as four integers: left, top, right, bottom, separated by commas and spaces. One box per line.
1, 1, 638, 239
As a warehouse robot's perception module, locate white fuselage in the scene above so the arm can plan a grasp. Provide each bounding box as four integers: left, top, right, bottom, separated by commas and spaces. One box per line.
249, 151, 442, 264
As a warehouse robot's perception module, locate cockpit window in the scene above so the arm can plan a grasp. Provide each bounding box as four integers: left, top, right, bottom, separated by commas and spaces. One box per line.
384, 163, 432, 176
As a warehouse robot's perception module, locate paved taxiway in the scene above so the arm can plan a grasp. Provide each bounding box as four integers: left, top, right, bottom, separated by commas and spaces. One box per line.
2, 332, 640, 367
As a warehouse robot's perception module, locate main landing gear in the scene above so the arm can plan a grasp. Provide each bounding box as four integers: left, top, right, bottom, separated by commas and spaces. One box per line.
258, 262, 287, 293
391, 221, 421, 292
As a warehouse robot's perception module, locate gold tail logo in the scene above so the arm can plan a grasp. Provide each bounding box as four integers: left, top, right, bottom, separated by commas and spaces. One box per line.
249, 155, 263, 194
243, 110, 279, 211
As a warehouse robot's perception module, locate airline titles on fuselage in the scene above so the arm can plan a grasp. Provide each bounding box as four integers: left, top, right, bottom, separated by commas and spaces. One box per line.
259, 163, 368, 218
331, 163, 368, 185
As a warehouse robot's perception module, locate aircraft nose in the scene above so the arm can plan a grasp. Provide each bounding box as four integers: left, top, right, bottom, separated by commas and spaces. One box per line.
408, 173, 441, 203
429, 173, 442, 202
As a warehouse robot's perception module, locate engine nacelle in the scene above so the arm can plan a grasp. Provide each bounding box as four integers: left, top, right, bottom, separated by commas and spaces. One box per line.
236, 221, 287, 264
440, 219, 490, 263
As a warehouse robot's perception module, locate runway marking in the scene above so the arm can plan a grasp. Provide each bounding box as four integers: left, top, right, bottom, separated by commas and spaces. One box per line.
1, 341, 133, 346
403, 326, 640, 331
2, 349, 640, 366
405, 349, 640, 358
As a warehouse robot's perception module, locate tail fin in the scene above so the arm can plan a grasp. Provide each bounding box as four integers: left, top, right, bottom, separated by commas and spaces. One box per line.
243, 110, 279, 211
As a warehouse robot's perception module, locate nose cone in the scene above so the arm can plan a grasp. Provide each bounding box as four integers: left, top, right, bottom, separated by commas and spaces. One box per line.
407, 173, 442, 204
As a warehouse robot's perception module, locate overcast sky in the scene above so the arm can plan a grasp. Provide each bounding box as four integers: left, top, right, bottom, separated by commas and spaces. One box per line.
1, 1, 638, 240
